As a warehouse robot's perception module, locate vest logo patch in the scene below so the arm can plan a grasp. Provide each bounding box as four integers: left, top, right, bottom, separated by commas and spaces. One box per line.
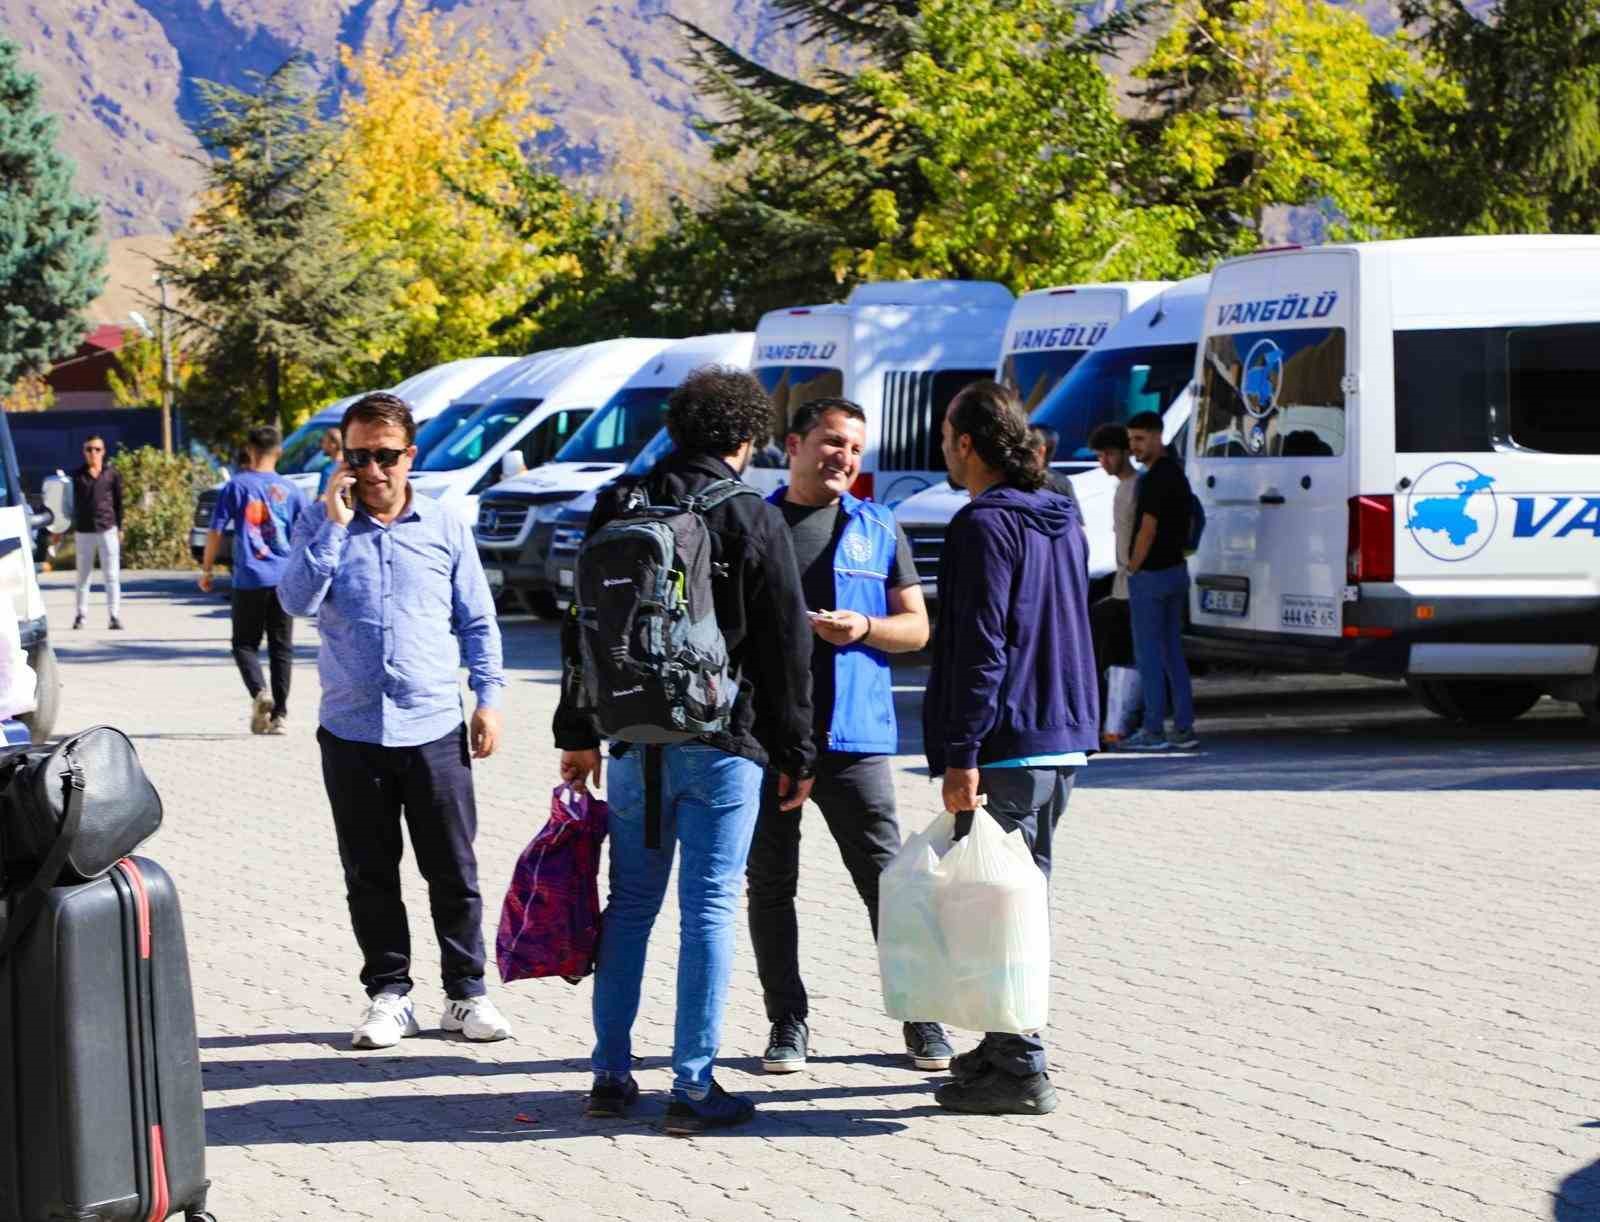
842, 532, 873, 565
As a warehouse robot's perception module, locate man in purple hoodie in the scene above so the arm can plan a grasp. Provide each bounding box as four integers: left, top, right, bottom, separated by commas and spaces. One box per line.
924, 379, 1100, 1116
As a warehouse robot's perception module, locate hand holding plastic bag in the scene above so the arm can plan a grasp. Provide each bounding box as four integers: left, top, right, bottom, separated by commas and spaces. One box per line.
496, 784, 609, 984
877, 811, 955, 1022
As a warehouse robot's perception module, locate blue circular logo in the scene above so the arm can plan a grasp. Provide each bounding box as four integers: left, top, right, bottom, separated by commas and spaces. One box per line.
1242, 338, 1284, 418
1404, 462, 1498, 563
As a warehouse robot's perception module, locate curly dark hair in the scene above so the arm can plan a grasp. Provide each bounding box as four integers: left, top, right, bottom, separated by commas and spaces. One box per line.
948, 379, 1045, 491
665, 365, 773, 457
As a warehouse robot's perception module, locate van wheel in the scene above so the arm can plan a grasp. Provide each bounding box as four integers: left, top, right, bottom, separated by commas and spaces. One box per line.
1408, 679, 1540, 725
19, 640, 60, 742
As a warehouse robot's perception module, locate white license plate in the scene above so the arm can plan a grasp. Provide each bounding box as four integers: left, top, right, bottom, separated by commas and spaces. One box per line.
484, 567, 505, 593
558, 569, 573, 589
1201, 587, 1248, 616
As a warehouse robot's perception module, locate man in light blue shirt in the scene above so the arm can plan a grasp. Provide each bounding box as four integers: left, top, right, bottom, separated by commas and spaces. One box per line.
280, 391, 511, 1051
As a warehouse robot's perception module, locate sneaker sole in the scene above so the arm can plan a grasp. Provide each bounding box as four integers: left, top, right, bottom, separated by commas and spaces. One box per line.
441, 1021, 512, 1042
662, 1113, 754, 1137
761, 1057, 806, 1073
911, 1054, 952, 1070
935, 1089, 1059, 1116
351, 1018, 420, 1050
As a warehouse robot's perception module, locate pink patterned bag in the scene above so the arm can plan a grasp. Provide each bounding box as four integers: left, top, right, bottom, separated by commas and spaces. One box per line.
496, 785, 609, 983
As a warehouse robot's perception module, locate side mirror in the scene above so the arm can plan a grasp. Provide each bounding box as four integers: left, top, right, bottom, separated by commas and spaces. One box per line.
40, 472, 69, 534
500, 451, 528, 481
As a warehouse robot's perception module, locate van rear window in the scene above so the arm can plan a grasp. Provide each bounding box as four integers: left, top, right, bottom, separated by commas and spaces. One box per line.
1393, 323, 1600, 454
755, 365, 844, 445
1197, 328, 1346, 457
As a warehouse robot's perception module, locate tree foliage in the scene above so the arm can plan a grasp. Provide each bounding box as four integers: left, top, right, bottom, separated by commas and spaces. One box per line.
0, 35, 104, 393
112, 446, 214, 570
107, 327, 195, 408
1131, 0, 1421, 261
161, 58, 396, 440
336, 10, 587, 381
1381, 0, 1600, 235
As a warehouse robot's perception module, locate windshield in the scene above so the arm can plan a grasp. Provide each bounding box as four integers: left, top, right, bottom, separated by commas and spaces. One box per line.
277, 418, 338, 475
413, 401, 480, 463
417, 396, 542, 471
1001, 349, 1089, 413
1030, 343, 1197, 462
553, 386, 671, 464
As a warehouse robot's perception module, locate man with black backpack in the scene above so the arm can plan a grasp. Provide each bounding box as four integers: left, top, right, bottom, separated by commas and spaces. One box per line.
554, 365, 816, 1136
745, 396, 953, 1075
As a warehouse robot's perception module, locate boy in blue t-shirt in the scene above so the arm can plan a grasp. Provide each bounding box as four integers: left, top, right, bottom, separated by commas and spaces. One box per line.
199, 425, 310, 734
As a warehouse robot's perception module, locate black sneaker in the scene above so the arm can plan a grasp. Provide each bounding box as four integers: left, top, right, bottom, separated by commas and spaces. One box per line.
662, 1080, 755, 1136
935, 1067, 1058, 1116
949, 1040, 990, 1083
72, 615, 83, 630
903, 1021, 954, 1070
108, 617, 124, 630
761, 1015, 808, 1073
585, 1075, 640, 1119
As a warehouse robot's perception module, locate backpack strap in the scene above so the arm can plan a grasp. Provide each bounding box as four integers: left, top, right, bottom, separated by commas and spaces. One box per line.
680, 480, 761, 516
0, 755, 85, 960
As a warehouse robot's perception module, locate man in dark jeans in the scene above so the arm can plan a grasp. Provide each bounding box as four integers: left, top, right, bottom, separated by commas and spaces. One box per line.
200, 426, 308, 734
1123, 410, 1197, 752
280, 392, 510, 1051
746, 397, 952, 1074
925, 380, 1099, 1116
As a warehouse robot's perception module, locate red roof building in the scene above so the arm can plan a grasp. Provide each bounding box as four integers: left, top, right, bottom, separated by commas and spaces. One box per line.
45, 324, 127, 410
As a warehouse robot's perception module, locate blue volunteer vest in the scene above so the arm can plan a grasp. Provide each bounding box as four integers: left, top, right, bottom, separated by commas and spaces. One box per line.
770, 488, 899, 755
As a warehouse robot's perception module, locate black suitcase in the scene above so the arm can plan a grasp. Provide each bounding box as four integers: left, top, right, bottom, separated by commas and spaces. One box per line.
0, 857, 213, 1221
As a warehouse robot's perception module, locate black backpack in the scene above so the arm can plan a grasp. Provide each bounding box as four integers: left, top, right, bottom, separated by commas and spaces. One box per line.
572, 479, 758, 746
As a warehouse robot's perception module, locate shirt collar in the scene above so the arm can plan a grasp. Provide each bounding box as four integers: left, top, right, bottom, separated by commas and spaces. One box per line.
356, 484, 425, 527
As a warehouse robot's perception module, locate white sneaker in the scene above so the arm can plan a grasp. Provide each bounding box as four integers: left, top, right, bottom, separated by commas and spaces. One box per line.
441, 995, 514, 1042
350, 993, 420, 1049
250, 690, 273, 735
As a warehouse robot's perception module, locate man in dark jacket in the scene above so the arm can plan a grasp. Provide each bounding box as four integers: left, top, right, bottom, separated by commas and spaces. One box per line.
925, 380, 1100, 1117
62, 435, 125, 630
555, 365, 816, 1135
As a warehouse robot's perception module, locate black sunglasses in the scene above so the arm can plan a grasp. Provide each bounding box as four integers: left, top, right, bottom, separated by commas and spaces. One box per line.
343, 447, 406, 469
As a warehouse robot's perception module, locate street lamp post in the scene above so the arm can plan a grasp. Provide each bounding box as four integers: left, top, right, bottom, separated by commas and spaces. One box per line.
155, 274, 174, 454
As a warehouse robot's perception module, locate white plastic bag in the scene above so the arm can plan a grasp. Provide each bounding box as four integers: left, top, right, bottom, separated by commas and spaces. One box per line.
933, 808, 1050, 1034
876, 811, 955, 1022
1103, 665, 1142, 742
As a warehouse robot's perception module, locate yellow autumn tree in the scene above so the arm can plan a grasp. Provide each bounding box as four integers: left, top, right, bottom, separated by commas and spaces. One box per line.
338, 9, 582, 383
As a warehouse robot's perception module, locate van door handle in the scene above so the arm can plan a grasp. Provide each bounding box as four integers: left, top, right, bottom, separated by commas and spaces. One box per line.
1259, 492, 1286, 505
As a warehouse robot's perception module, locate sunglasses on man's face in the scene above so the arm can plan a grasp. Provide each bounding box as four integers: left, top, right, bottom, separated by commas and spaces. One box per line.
343, 447, 406, 470
83, 445, 104, 453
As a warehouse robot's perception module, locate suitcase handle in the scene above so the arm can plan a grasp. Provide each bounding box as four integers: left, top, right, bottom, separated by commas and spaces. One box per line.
0, 759, 85, 958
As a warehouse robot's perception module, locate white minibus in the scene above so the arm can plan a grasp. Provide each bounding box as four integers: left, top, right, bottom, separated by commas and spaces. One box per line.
1186, 236, 1600, 724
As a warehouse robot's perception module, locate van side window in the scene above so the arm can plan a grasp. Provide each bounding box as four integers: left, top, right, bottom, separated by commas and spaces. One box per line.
1393, 331, 1494, 452
880, 368, 991, 471
1197, 328, 1346, 457
1507, 323, 1600, 454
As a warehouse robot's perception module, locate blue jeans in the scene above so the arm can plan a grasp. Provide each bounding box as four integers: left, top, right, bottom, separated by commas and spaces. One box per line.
1129, 564, 1195, 735
592, 743, 763, 1098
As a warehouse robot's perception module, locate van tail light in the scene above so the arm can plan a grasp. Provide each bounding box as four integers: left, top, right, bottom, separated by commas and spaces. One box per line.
850, 472, 874, 501
1347, 495, 1394, 583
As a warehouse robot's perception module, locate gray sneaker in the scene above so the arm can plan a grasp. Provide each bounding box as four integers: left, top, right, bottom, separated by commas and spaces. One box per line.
1120, 729, 1171, 752
1169, 727, 1200, 750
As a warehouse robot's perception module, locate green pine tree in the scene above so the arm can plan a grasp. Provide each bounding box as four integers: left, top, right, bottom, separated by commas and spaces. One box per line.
0, 36, 105, 393
160, 58, 397, 440
1382, 0, 1600, 234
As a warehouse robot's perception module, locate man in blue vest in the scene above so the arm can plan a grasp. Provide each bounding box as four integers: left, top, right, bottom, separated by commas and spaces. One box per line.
746, 397, 954, 1074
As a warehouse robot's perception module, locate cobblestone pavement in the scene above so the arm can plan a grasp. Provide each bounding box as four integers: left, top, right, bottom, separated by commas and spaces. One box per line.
45, 571, 1600, 1222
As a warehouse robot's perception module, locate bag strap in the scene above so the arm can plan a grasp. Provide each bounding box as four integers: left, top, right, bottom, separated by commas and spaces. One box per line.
0, 756, 85, 960
681, 480, 760, 516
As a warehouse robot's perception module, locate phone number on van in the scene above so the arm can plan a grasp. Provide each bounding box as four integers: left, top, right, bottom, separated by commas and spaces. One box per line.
1280, 595, 1338, 629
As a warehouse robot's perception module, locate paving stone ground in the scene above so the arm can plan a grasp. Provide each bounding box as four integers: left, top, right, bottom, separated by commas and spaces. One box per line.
43, 570, 1600, 1222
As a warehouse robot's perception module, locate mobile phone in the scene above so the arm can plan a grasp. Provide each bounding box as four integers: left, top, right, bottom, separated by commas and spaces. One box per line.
339, 484, 353, 509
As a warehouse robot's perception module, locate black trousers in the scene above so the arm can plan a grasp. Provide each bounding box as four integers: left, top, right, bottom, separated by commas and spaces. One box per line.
317, 724, 486, 1001
955, 764, 1076, 1078
231, 586, 294, 718
746, 752, 903, 1022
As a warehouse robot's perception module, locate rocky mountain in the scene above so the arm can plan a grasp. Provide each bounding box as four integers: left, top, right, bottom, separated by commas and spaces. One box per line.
3, 0, 804, 237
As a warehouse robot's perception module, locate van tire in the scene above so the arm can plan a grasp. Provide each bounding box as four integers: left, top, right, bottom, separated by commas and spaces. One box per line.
20, 639, 59, 742
1408, 678, 1540, 725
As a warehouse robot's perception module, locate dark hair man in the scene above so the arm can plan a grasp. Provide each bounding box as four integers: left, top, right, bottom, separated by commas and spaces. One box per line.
1123, 410, 1197, 752
1026, 424, 1078, 507
62, 434, 124, 630
745, 397, 952, 1076
1087, 423, 1138, 722
279, 392, 511, 1050
316, 425, 343, 495
924, 380, 1099, 1116
555, 365, 816, 1135
200, 425, 309, 734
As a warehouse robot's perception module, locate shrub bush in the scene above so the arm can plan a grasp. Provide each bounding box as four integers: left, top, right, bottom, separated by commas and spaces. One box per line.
112, 447, 213, 570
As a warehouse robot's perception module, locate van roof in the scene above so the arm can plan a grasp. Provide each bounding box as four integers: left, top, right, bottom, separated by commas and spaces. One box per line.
483, 337, 673, 408
1222, 233, 1600, 265
1010, 280, 1170, 306
1098, 274, 1212, 351
616, 333, 754, 390
846, 279, 1014, 309
389, 356, 519, 410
